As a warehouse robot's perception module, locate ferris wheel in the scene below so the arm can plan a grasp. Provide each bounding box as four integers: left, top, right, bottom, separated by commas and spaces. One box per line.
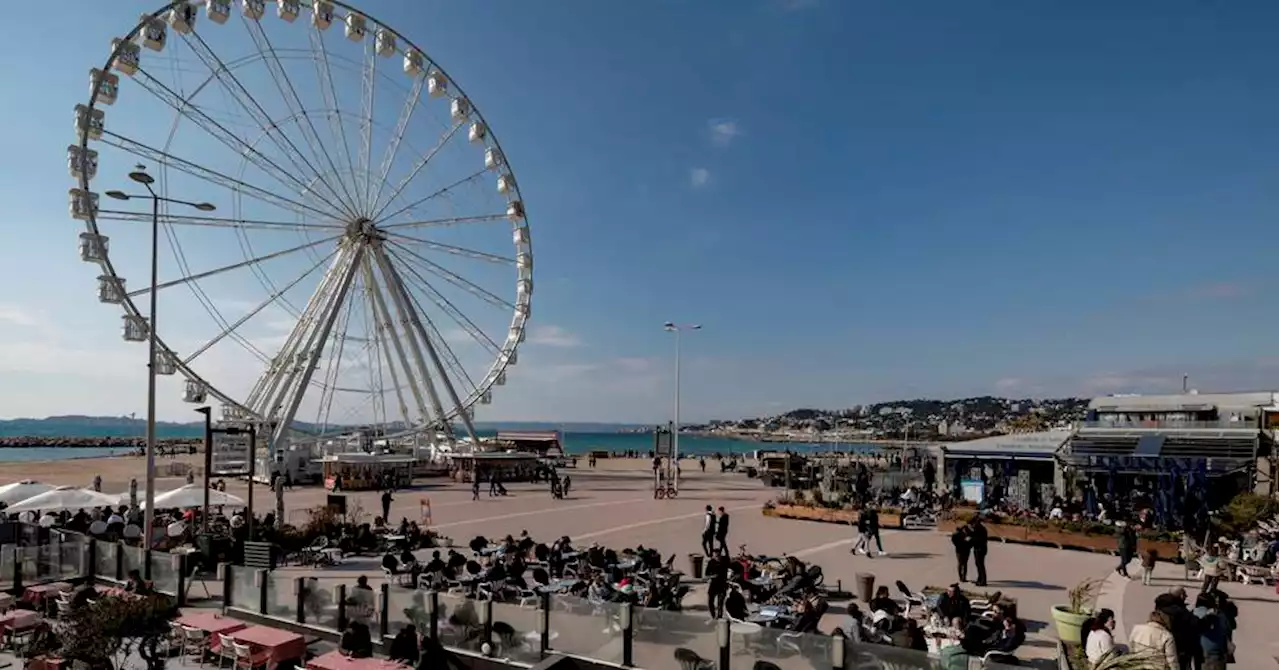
69, 0, 532, 449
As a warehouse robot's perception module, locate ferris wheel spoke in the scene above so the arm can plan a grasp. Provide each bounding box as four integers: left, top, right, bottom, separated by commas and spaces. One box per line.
383, 231, 515, 265
373, 169, 490, 226
100, 131, 342, 223
243, 18, 365, 219
179, 31, 360, 220
98, 210, 343, 232
127, 234, 340, 299
308, 29, 362, 214
385, 247, 504, 356
354, 275, 389, 429
402, 285, 480, 400
368, 120, 466, 222
370, 247, 453, 431
130, 66, 353, 222
358, 36, 378, 214
315, 275, 357, 431
368, 74, 425, 221
182, 248, 339, 366
364, 255, 432, 426
375, 246, 480, 441
379, 213, 509, 231
387, 240, 515, 310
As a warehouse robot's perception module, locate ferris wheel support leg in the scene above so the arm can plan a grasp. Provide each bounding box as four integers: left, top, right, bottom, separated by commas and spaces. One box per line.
245, 247, 350, 414
362, 255, 422, 427
265, 244, 364, 450
377, 246, 482, 446
370, 244, 453, 439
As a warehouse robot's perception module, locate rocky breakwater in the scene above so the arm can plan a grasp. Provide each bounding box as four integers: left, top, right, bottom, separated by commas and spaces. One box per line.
0, 435, 202, 451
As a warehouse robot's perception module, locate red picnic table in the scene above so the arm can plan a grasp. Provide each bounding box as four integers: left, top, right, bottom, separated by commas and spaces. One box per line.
306, 651, 409, 670
0, 610, 42, 650
22, 583, 72, 606
176, 611, 249, 637
211, 625, 307, 670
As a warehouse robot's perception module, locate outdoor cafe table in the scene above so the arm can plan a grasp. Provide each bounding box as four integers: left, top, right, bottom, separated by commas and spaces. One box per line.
307, 651, 408, 670
176, 611, 249, 637
0, 593, 13, 612
212, 625, 307, 670
22, 582, 72, 605
0, 610, 41, 633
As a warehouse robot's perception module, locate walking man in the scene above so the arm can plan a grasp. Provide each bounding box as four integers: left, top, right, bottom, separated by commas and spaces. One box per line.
1115, 521, 1136, 578
715, 506, 730, 554
701, 505, 716, 556
951, 523, 971, 582
471, 476, 480, 501
850, 507, 875, 557
969, 517, 989, 586
489, 471, 500, 497
868, 506, 886, 557
381, 489, 393, 523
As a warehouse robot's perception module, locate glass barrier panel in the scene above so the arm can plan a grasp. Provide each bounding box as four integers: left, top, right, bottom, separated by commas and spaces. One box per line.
264, 572, 296, 619
19, 546, 51, 584
121, 545, 145, 579
301, 578, 341, 632
384, 586, 419, 637
95, 541, 118, 580
0, 545, 14, 589
490, 599, 542, 664
151, 553, 179, 596
747, 627, 835, 670
228, 565, 260, 611
548, 594, 624, 664
630, 608, 720, 670
435, 593, 483, 652
58, 538, 87, 580
38, 544, 59, 581
847, 641, 937, 670
345, 583, 379, 628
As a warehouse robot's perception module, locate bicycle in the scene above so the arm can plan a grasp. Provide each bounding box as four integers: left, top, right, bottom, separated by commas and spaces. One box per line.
654, 483, 678, 499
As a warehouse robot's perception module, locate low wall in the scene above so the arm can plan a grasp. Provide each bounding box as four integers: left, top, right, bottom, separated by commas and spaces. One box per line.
762, 504, 905, 529
936, 518, 1181, 559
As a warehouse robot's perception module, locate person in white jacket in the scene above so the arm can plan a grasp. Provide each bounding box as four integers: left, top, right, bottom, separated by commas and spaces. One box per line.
1084, 608, 1117, 666
1128, 610, 1179, 670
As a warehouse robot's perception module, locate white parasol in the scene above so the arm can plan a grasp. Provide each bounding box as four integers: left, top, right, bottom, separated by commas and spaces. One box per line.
0, 480, 56, 506
148, 483, 246, 509
5, 486, 121, 513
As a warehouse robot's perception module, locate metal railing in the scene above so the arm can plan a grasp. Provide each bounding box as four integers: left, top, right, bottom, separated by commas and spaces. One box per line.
219, 567, 1020, 670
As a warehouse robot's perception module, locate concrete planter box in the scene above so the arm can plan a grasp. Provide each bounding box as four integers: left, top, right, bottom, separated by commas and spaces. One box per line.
937, 518, 1180, 559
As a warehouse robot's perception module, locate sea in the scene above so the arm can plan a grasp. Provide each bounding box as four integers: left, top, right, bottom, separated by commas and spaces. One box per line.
0, 421, 888, 463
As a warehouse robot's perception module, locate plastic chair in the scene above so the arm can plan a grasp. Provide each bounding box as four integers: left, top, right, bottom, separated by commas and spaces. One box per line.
180, 625, 208, 666
231, 640, 266, 670
214, 634, 238, 669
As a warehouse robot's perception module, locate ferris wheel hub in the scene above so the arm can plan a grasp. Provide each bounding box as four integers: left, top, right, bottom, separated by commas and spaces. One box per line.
345, 217, 382, 242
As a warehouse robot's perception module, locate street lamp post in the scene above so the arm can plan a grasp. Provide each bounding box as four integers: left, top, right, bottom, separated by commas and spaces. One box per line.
663, 322, 701, 493
106, 165, 215, 547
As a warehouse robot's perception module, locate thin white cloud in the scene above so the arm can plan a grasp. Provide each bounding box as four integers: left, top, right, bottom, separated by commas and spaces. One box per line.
689, 168, 711, 188
708, 119, 741, 147
0, 304, 46, 329
526, 324, 582, 348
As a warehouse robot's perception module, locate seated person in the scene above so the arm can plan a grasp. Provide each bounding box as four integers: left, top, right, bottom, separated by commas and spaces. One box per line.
388, 625, 419, 664
70, 584, 100, 609
423, 550, 446, 574
446, 550, 467, 571
935, 584, 970, 622
382, 552, 400, 574
124, 569, 152, 595
869, 586, 901, 617
400, 548, 417, 567
983, 616, 1025, 655
340, 621, 374, 658
724, 586, 750, 621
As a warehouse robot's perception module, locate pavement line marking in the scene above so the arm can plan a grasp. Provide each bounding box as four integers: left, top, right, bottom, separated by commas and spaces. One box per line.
571, 503, 760, 542
431, 498, 650, 529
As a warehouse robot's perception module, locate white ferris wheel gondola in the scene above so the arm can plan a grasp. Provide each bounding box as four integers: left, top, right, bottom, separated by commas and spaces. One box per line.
73, 1, 533, 457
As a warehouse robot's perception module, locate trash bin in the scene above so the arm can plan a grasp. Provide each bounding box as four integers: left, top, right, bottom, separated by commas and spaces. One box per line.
855, 573, 875, 603
689, 553, 704, 579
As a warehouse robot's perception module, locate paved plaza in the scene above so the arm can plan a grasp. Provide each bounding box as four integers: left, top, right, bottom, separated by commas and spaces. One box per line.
241, 463, 1277, 667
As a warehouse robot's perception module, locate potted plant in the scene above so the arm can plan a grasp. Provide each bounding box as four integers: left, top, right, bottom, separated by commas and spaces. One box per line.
1051, 577, 1102, 643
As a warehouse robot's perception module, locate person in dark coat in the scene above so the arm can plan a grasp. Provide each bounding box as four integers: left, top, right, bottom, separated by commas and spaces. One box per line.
968, 518, 989, 586
714, 507, 730, 554
1115, 522, 1136, 578
388, 625, 420, 664
951, 524, 971, 582
1155, 588, 1200, 670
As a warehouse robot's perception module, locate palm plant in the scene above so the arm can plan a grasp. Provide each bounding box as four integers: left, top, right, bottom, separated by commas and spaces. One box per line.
1066, 577, 1104, 615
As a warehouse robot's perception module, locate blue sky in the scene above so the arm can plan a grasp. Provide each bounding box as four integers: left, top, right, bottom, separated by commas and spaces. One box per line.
0, 0, 1274, 424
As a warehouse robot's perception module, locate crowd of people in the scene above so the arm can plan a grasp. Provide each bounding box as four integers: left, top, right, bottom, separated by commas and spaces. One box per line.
1088, 586, 1239, 670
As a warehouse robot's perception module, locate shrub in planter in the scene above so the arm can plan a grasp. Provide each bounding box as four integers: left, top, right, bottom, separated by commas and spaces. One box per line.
1051, 577, 1103, 644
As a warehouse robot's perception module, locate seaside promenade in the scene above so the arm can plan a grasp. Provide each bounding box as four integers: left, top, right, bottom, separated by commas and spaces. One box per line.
7, 455, 1277, 668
